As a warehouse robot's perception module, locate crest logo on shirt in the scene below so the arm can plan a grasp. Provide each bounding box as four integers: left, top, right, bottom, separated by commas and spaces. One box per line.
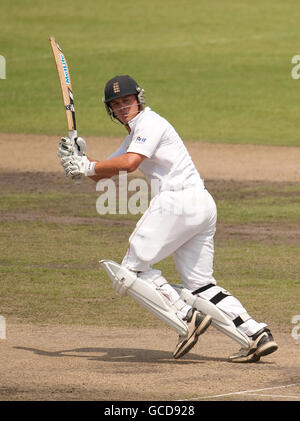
135, 136, 146, 143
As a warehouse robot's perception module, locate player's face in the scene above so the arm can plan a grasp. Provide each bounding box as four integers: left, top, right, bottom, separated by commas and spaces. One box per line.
110, 95, 139, 125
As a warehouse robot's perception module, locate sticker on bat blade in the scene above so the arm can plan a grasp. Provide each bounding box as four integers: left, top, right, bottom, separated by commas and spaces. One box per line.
56, 42, 63, 53
67, 88, 76, 128
67, 87, 75, 109
68, 87, 74, 102
60, 53, 70, 84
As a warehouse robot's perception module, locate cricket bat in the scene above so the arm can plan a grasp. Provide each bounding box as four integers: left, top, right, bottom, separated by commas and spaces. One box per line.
49, 36, 81, 183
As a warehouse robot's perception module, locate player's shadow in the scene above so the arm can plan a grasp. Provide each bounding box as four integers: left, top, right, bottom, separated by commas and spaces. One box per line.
14, 346, 229, 364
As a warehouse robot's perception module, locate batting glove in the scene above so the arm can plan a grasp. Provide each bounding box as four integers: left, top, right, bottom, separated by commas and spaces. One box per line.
74, 137, 87, 156
61, 155, 96, 177
57, 136, 87, 158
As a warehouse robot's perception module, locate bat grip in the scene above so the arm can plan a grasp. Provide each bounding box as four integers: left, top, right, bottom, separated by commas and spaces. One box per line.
73, 175, 82, 185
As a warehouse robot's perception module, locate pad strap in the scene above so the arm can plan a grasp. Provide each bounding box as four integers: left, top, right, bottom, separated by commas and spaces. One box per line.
152, 277, 187, 312
192, 283, 215, 295
152, 276, 167, 288
233, 313, 252, 327
193, 283, 231, 304
114, 267, 137, 296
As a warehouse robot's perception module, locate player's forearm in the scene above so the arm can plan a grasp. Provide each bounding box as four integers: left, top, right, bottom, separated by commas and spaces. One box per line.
88, 154, 142, 181
95, 156, 130, 175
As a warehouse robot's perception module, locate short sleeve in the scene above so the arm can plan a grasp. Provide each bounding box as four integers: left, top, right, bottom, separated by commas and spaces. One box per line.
127, 113, 165, 158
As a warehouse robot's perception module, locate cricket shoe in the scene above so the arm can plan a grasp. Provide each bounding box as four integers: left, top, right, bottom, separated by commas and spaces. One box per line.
173, 309, 212, 359
229, 327, 278, 363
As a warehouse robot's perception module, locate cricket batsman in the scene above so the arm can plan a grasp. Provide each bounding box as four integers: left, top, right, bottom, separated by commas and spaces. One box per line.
58, 75, 278, 362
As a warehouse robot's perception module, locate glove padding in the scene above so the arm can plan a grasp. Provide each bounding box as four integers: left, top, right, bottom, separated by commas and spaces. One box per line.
61, 154, 95, 177
57, 136, 87, 158
58, 136, 88, 180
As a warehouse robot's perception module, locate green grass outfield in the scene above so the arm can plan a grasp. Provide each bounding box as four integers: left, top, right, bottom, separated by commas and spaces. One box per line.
1, 0, 300, 145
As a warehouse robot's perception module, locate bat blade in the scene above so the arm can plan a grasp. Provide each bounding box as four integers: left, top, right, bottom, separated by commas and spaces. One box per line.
50, 37, 81, 183
49, 37, 77, 136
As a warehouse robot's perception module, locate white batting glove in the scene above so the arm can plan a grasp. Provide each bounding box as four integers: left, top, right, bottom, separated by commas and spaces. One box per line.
61, 155, 96, 177
58, 137, 72, 158
74, 137, 87, 156
57, 136, 87, 158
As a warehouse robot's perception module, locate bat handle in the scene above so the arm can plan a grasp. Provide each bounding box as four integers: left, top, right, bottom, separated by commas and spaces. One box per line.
68, 130, 82, 185
73, 175, 82, 185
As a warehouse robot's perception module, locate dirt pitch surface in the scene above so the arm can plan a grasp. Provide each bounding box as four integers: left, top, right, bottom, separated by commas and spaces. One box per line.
0, 133, 300, 402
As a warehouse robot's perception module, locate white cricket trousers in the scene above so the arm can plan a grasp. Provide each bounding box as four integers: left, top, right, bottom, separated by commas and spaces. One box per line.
122, 186, 266, 336
123, 186, 216, 285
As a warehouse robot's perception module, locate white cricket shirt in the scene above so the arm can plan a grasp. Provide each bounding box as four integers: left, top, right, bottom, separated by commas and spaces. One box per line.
108, 107, 205, 193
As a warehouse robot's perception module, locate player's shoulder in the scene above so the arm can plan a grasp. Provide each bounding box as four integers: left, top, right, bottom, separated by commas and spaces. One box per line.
137, 107, 171, 129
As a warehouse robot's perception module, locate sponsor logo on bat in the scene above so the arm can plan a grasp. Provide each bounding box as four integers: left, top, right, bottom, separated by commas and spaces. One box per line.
60, 54, 70, 84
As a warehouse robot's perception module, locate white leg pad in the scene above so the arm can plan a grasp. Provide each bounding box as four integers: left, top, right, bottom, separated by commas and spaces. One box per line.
100, 260, 188, 336
171, 284, 251, 348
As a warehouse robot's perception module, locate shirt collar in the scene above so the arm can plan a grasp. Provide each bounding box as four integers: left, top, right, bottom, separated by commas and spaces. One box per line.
128, 106, 151, 130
